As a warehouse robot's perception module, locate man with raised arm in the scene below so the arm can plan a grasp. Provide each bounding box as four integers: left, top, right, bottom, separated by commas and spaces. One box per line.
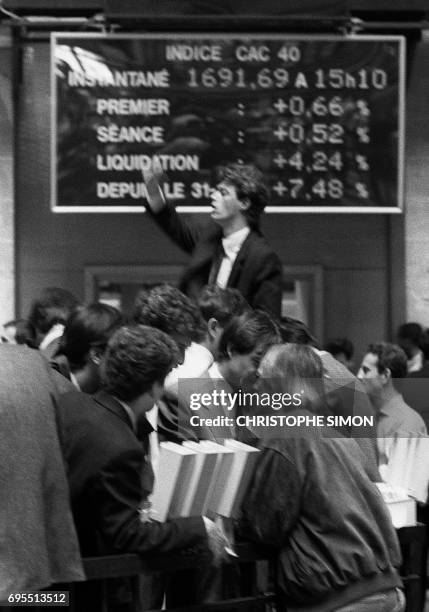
143, 163, 282, 318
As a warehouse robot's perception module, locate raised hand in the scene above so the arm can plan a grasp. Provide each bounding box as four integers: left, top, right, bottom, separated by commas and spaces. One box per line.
142, 161, 166, 213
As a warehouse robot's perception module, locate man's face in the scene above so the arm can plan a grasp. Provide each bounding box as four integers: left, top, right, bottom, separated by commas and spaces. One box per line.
226, 346, 266, 389
357, 352, 385, 398
210, 182, 247, 226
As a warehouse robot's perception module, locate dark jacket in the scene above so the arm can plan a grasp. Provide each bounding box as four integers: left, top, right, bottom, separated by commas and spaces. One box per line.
57, 389, 207, 610
238, 416, 402, 612
57, 389, 206, 556
148, 204, 282, 317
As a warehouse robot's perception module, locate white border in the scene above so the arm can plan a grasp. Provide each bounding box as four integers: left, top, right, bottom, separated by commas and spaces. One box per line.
50, 33, 405, 214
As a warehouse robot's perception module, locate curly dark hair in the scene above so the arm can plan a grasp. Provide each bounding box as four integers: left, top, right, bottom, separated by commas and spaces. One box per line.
216, 163, 269, 230
397, 322, 423, 346
133, 284, 206, 345
101, 324, 180, 402
28, 287, 80, 335
197, 285, 249, 327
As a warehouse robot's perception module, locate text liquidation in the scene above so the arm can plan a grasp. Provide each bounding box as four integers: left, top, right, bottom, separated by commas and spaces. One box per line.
96, 154, 199, 172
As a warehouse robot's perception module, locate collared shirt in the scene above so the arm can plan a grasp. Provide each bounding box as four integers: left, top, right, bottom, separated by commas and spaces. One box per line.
145, 404, 160, 479
377, 393, 427, 439
70, 371, 81, 391
376, 392, 427, 471
208, 361, 223, 380
39, 323, 64, 351
216, 226, 250, 289
407, 350, 424, 373
165, 343, 214, 388
164, 342, 214, 398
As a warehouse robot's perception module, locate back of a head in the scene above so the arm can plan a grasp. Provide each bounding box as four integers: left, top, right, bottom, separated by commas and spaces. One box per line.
217, 163, 268, 230
197, 285, 249, 327
218, 309, 281, 361
280, 316, 319, 347
134, 284, 206, 344
259, 343, 325, 411
60, 303, 124, 370
397, 322, 423, 347
101, 324, 180, 402
28, 287, 80, 336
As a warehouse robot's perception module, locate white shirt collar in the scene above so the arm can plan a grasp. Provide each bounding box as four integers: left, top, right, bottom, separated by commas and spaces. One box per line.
208, 361, 224, 380
164, 342, 214, 393
221, 227, 250, 260
39, 323, 64, 350
408, 351, 424, 373
70, 371, 81, 391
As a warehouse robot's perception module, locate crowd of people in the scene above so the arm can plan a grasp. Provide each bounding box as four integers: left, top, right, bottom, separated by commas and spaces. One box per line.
1, 278, 428, 612
2, 165, 427, 610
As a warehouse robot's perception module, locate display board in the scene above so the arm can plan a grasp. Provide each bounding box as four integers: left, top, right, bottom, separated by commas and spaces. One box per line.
51, 33, 405, 213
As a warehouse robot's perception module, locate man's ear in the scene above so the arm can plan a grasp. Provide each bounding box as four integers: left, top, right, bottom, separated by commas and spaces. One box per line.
226, 344, 234, 360
238, 197, 251, 212
148, 380, 163, 401
381, 367, 391, 384
89, 347, 102, 366
207, 317, 220, 340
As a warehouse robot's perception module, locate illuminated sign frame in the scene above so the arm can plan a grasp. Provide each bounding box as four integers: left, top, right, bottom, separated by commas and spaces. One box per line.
51, 33, 405, 213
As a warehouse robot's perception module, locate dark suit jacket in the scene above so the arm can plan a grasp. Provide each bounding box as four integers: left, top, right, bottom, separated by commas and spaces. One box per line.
57, 390, 207, 610
148, 204, 282, 317
57, 389, 206, 556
